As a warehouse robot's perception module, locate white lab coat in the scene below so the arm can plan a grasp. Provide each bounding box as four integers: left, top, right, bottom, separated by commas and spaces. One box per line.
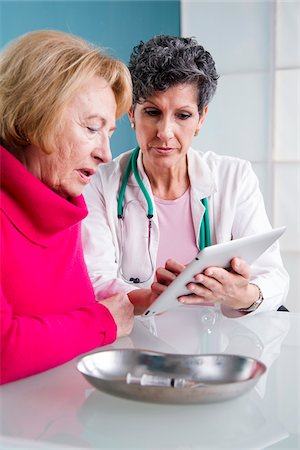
82, 148, 289, 313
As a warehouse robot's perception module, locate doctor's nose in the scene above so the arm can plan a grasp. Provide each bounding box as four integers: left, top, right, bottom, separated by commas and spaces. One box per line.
156, 120, 174, 141
92, 133, 112, 164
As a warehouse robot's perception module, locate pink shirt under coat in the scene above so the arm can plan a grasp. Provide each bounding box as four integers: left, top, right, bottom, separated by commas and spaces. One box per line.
154, 188, 199, 270
0, 146, 116, 384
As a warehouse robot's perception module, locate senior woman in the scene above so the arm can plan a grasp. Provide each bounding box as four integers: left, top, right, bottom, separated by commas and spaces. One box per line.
0, 30, 134, 384
82, 35, 289, 316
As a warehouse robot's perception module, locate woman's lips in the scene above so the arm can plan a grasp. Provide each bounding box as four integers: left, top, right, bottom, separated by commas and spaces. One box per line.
77, 168, 95, 183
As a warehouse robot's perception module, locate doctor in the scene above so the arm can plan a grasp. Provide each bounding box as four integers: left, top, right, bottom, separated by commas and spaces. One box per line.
82, 35, 289, 315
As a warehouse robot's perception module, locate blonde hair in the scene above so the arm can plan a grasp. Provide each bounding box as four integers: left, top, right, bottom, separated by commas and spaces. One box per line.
0, 29, 132, 154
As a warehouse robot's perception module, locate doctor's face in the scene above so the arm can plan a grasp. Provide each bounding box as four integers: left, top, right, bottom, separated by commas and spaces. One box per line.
130, 83, 207, 171
24, 76, 116, 198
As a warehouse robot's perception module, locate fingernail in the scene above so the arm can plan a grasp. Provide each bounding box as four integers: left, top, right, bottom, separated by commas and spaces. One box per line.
195, 275, 203, 282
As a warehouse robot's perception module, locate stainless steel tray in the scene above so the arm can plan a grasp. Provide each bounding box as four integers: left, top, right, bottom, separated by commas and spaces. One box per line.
77, 349, 266, 404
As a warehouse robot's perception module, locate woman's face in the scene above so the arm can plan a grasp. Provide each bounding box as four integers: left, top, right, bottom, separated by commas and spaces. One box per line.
25, 76, 117, 198
129, 83, 207, 171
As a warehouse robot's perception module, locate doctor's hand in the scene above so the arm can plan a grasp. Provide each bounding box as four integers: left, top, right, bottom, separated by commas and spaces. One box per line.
150, 258, 184, 299
152, 258, 260, 312
100, 293, 134, 338
182, 257, 260, 311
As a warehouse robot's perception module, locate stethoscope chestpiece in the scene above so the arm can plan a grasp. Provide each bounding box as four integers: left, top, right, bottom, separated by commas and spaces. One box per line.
129, 277, 141, 284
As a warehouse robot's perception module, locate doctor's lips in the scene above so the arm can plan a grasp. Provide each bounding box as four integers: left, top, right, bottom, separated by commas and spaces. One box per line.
151, 146, 176, 154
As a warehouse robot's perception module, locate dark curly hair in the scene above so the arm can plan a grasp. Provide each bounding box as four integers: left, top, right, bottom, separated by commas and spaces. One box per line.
128, 35, 219, 115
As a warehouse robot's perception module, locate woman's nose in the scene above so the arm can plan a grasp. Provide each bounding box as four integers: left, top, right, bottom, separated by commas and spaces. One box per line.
92, 133, 112, 164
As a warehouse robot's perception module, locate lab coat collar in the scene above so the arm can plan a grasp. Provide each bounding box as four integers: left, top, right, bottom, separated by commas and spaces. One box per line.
187, 148, 217, 198
126, 147, 217, 249
127, 147, 217, 198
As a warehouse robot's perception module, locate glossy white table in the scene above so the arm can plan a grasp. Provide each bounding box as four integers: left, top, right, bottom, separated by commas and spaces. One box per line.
0, 307, 299, 449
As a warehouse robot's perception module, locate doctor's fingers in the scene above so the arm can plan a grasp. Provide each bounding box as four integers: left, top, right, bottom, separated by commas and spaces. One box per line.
197, 264, 249, 286
184, 276, 222, 301
151, 281, 167, 295
179, 277, 229, 305
178, 282, 214, 304
192, 267, 250, 303
155, 266, 177, 285
164, 258, 186, 275
230, 258, 251, 279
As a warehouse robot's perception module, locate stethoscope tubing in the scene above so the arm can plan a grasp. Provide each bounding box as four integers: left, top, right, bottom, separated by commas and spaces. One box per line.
117, 146, 211, 283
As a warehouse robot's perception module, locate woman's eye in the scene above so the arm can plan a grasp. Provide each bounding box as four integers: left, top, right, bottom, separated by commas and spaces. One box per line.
87, 127, 99, 134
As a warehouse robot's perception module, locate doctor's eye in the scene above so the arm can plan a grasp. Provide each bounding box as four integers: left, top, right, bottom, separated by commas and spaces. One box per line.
176, 112, 193, 120
144, 108, 160, 117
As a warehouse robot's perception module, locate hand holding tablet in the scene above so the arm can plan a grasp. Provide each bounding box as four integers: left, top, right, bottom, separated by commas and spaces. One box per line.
143, 227, 286, 317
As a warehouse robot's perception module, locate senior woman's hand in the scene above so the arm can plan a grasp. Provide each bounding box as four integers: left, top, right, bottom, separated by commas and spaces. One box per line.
100, 293, 134, 338
151, 258, 260, 311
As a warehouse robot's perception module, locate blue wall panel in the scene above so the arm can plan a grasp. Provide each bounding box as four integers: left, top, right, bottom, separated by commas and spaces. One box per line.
0, 1, 180, 156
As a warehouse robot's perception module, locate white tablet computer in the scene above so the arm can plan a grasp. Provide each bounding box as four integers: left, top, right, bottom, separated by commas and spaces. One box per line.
142, 226, 286, 317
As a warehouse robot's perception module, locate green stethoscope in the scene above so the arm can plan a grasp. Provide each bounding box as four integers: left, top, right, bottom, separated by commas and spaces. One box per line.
117, 146, 211, 284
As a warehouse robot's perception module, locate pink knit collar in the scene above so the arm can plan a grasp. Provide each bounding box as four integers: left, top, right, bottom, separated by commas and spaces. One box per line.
0, 146, 87, 247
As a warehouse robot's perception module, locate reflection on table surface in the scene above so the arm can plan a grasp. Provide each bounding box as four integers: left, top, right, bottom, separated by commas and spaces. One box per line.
0, 308, 299, 450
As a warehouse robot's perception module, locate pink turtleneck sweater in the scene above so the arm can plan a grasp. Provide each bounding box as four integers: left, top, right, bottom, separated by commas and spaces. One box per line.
0, 146, 117, 384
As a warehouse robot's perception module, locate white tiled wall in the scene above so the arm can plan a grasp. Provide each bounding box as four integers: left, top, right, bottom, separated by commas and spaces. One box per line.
274, 70, 300, 161
276, 1, 300, 68
273, 1, 300, 312
181, 0, 299, 312
198, 72, 272, 162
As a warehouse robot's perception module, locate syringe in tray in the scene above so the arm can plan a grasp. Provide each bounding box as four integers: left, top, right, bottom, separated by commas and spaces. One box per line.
126, 372, 204, 388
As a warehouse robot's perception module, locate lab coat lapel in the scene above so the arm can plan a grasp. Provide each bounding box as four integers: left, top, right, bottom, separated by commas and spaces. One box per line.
187, 149, 217, 249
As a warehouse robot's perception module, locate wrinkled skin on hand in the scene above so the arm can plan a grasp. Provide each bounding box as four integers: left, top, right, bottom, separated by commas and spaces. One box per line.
101, 293, 134, 338
151, 257, 259, 311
